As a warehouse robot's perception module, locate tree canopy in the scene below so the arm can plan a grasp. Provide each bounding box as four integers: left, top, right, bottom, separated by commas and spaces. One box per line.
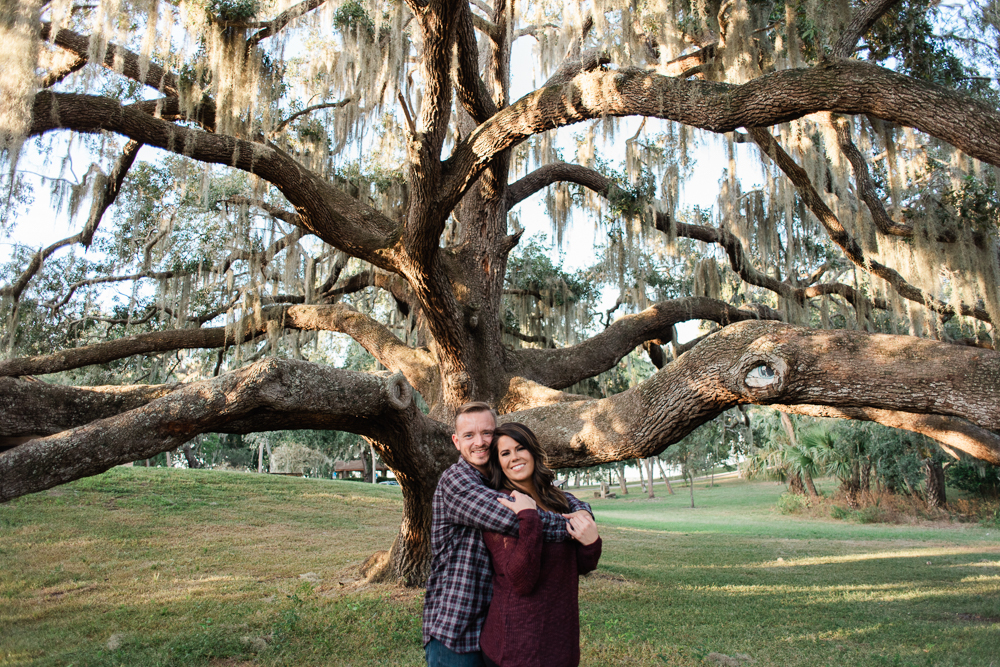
2, 0, 1000, 584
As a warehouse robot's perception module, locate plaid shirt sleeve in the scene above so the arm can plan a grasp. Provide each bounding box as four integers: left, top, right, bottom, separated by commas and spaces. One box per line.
565, 491, 592, 515
439, 465, 525, 535
441, 469, 593, 541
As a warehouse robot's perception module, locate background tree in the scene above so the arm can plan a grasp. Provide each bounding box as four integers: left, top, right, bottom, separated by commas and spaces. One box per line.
3, 0, 1000, 585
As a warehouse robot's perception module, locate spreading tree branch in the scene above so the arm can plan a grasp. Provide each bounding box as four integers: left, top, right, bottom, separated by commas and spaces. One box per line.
401, 4, 463, 267
42, 227, 304, 314
30, 92, 401, 271
325, 270, 417, 316
541, 48, 610, 87
506, 162, 888, 316
514, 296, 781, 390
831, 0, 902, 59
246, 0, 328, 49
469, 10, 499, 40
270, 98, 352, 137
40, 23, 180, 96
453, 2, 497, 124
0, 376, 179, 439
506, 321, 1000, 467
0, 304, 435, 388
440, 61, 1000, 213
39, 52, 87, 88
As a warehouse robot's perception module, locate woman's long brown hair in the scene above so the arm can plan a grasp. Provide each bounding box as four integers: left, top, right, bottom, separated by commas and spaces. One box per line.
487, 422, 570, 513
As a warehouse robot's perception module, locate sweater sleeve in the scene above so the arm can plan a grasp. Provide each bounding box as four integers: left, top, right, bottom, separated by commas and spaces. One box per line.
483, 509, 543, 596
576, 537, 602, 575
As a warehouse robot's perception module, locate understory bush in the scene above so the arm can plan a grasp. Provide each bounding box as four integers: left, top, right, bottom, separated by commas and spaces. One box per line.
776, 492, 809, 514
777, 487, 1000, 525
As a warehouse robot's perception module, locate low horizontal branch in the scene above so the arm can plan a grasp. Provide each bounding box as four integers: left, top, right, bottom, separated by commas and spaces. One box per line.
0, 360, 418, 501
505, 320, 1000, 467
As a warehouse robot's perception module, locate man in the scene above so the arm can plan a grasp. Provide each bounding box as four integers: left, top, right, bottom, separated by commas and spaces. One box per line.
423, 402, 593, 666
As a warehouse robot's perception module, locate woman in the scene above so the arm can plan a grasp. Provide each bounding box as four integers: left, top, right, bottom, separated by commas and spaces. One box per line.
479, 422, 601, 667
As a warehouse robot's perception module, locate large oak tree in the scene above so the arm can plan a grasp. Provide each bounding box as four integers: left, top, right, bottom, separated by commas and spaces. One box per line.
2, 0, 1000, 584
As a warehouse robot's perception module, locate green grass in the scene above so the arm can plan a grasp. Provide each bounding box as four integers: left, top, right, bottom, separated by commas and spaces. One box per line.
1, 468, 998, 666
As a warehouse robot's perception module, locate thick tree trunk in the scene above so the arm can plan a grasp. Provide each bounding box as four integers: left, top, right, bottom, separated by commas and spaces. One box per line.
365, 475, 437, 586
360, 417, 454, 586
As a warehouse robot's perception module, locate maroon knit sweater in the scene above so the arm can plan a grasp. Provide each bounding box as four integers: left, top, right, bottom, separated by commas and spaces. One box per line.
480, 509, 602, 667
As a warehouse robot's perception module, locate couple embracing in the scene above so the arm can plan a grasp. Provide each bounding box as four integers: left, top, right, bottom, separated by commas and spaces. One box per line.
423, 402, 602, 667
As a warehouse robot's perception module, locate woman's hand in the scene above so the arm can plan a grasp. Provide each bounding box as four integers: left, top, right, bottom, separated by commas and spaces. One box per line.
565, 511, 599, 545
497, 489, 537, 513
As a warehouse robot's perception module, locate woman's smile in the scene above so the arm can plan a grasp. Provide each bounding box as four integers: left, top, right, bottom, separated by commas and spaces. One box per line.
496, 435, 535, 485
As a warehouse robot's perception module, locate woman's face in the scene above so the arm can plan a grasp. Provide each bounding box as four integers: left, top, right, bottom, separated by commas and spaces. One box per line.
495, 434, 535, 485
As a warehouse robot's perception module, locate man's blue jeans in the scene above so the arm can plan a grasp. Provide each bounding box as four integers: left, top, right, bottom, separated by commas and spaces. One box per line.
425, 639, 484, 667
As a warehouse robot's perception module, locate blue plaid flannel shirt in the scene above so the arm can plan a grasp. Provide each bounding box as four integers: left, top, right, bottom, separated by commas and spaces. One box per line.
422, 458, 592, 653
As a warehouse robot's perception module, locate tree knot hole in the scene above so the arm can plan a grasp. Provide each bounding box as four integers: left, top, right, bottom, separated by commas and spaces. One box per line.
386, 372, 412, 411
735, 351, 788, 399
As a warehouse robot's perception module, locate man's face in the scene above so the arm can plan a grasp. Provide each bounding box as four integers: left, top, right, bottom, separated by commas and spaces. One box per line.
452, 409, 495, 474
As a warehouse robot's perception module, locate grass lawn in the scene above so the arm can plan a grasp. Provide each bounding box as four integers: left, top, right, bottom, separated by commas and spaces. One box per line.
1, 468, 997, 666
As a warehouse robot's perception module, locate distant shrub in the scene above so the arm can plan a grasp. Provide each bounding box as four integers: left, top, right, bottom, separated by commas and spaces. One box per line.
270, 442, 331, 476
777, 493, 807, 514
947, 460, 1000, 498
854, 506, 884, 524
830, 505, 850, 520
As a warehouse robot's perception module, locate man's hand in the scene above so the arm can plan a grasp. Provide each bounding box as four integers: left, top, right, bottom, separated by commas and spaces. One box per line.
565, 512, 599, 546
497, 490, 537, 513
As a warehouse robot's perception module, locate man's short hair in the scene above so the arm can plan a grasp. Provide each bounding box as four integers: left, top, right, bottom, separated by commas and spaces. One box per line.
453, 401, 496, 433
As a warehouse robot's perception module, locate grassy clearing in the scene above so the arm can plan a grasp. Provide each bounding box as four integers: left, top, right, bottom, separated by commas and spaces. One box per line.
1, 469, 998, 667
